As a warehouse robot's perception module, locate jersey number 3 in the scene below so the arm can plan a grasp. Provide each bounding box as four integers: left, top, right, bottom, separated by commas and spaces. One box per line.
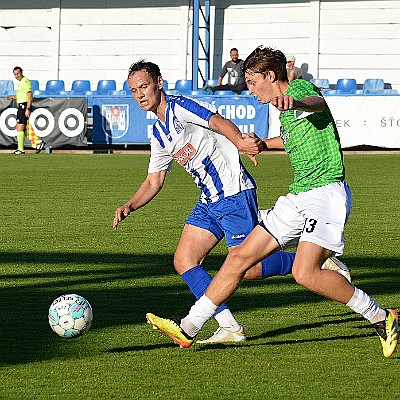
304, 218, 317, 233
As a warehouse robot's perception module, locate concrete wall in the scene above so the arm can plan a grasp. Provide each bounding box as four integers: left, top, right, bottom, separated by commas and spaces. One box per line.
1, 1, 399, 91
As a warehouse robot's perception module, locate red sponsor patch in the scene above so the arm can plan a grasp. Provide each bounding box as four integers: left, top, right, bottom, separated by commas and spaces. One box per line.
173, 143, 196, 165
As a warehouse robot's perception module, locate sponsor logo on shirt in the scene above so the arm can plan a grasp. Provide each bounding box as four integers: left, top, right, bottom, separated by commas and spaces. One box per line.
173, 143, 196, 165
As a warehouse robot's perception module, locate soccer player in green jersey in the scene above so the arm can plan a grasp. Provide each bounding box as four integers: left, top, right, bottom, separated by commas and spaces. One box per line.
146, 46, 398, 358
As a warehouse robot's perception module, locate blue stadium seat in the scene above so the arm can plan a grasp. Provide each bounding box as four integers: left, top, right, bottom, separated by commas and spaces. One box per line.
363, 79, 384, 92
323, 89, 343, 96
365, 89, 399, 96
336, 79, 357, 93
0, 80, 14, 95
30, 79, 40, 92
57, 90, 72, 96
71, 80, 91, 95
165, 89, 179, 96
310, 78, 330, 89
349, 89, 365, 96
45, 80, 65, 95
33, 90, 46, 97
203, 79, 218, 87
123, 80, 130, 93
96, 80, 116, 95
163, 80, 169, 90
213, 90, 235, 96
174, 79, 192, 93
187, 90, 206, 96
383, 89, 398, 95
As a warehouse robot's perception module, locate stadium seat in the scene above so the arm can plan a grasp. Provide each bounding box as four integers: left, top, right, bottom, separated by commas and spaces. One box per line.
45, 80, 65, 95
323, 89, 343, 96
96, 79, 116, 95
71, 80, 91, 95
310, 78, 330, 89
213, 90, 235, 96
174, 79, 192, 93
187, 90, 206, 96
163, 80, 168, 90
349, 89, 366, 96
365, 89, 399, 96
57, 90, 72, 96
30, 80, 40, 92
203, 79, 218, 87
33, 90, 46, 97
165, 89, 179, 95
336, 79, 357, 93
123, 80, 130, 93
0, 80, 14, 95
383, 89, 398, 95
363, 79, 384, 92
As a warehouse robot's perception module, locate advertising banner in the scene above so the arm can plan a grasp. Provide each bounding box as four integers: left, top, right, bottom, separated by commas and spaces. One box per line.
0, 97, 87, 147
268, 96, 400, 148
91, 95, 269, 144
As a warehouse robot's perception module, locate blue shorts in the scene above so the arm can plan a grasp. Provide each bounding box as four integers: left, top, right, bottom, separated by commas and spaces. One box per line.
185, 189, 258, 247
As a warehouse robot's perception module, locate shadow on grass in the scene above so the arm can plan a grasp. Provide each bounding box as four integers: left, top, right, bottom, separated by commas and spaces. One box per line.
0, 253, 399, 366
106, 316, 377, 354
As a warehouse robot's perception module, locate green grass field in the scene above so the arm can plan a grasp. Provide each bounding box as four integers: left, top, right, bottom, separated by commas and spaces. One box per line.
0, 152, 399, 399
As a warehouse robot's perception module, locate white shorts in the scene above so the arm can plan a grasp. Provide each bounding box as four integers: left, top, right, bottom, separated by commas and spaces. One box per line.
258, 181, 352, 256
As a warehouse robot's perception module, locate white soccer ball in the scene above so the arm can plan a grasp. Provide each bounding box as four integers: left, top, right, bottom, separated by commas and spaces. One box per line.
48, 294, 93, 338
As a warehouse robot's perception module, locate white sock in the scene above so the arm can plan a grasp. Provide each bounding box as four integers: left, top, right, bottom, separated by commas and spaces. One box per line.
214, 309, 241, 332
181, 295, 218, 337
346, 287, 386, 323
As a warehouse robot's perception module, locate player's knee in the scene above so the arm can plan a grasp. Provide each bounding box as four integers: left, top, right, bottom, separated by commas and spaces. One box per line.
226, 247, 252, 274
173, 252, 186, 274
292, 265, 315, 289
173, 251, 199, 275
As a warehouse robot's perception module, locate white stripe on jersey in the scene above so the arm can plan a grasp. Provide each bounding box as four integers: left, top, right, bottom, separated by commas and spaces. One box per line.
148, 95, 256, 203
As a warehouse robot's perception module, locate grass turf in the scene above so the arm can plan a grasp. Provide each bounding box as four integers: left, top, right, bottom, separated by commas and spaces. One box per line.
0, 153, 399, 399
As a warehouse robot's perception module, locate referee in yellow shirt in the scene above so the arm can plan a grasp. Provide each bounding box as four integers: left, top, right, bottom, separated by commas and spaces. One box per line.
7, 66, 34, 154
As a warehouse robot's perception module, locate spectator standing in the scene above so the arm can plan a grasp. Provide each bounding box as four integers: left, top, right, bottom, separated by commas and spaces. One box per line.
211, 48, 247, 94
286, 55, 303, 82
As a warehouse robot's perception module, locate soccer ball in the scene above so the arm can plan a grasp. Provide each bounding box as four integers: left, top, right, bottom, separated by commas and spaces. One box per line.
48, 294, 93, 338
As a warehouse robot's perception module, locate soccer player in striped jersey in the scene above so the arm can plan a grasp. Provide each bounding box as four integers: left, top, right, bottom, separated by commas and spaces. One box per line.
114, 60, 350, 344
146, 48, 398, 357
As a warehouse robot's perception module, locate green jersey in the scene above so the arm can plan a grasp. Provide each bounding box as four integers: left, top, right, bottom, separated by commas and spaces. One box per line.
280, 79, 345, 194
16, 76, 32, 104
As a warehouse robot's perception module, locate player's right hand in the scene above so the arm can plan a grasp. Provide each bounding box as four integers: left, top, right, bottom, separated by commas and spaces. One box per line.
270, 95, 295, 111
241, 132, 263, 166
113, 205, 131, 230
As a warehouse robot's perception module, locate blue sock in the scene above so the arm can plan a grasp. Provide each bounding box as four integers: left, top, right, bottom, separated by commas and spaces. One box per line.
181, 265, 228, 315
261, 251, 295, 278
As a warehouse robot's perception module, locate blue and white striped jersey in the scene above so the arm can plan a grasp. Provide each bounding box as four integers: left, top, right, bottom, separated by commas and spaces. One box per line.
148, 95, 256, 203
